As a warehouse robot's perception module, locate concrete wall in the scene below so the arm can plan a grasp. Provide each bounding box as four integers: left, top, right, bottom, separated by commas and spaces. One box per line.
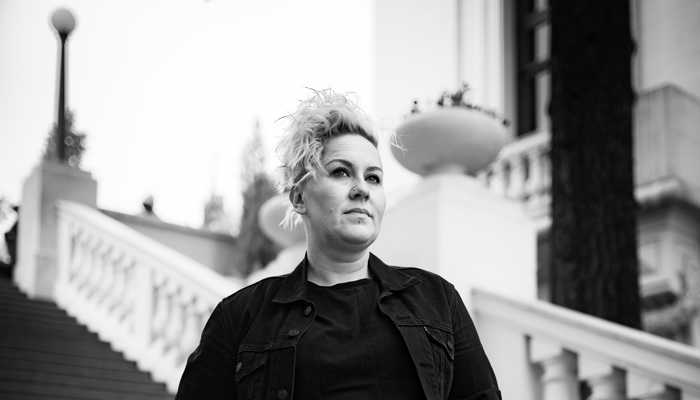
370, 174, 537, 311
101, 210, 239, 277
635, 85, 700, 205
634, 0, 700, 99
15, 162, 97, 299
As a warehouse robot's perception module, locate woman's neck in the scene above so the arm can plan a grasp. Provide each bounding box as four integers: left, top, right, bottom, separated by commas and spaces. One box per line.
305, 245, 371, 286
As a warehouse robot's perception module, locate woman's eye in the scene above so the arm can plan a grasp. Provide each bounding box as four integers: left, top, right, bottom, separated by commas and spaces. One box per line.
331, 168, 350, 178
366, 174, 381, 184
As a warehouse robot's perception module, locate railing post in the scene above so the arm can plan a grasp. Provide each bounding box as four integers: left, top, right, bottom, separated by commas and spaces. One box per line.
531, 339, 580, 400
628, 374, 681, 400
579, 357, 626, 400
506, 156, 527, 200
489, 161, 507, 197
133, 263, 154, 350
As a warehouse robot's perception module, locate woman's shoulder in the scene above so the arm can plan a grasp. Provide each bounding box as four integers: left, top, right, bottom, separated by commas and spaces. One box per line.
370, 253, 456, 292
220, 274, 288, 309
394, 265, 456, 290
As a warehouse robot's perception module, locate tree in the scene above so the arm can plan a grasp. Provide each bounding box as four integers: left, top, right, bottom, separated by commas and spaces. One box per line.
41, 109, 87, 168
202, 193, 237, 235
235, 121, 280, 276
549, 0, 641, 328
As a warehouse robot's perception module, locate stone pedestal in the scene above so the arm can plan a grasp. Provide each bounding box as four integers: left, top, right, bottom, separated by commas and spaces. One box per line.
14, 161, 97, 300
370, 173, 537, 310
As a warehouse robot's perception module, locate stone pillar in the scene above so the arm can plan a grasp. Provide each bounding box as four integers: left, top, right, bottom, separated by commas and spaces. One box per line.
14, 161, 97, 300
579, 357, 626, 400
370, 173, 537, 310
541, 352, 580, 400
530, 339, 580, 400
628, 374, 680, 400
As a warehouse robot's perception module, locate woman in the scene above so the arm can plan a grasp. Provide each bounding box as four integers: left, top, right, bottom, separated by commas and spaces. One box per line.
176, 90, 500, 400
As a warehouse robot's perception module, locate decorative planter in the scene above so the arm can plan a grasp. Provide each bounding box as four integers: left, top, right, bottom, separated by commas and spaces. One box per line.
393, 108, 508, 176
258, 194, 306, 248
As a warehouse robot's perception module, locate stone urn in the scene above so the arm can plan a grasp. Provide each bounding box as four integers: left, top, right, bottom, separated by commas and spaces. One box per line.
258, 193, 306, 248
393, 107, 508, 176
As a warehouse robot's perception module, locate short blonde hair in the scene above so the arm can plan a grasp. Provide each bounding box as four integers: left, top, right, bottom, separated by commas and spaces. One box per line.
276, 89, 378, 229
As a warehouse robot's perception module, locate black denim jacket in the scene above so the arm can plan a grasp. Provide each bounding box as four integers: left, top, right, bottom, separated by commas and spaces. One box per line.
176, 253, 501, 400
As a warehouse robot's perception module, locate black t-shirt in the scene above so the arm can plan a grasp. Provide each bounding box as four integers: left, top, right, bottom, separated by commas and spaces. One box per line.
294, 278, 426, 400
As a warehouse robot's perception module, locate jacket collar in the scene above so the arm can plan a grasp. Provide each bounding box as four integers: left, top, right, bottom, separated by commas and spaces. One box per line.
273, 252, 421, 304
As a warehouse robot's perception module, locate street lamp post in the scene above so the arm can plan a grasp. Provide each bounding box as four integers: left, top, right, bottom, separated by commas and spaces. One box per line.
51, 9, 76, 163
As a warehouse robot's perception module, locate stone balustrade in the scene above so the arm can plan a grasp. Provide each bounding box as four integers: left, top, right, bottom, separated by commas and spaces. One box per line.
477, 130, 552, 231
54, 201, 242, 393
474, 288, 700, 400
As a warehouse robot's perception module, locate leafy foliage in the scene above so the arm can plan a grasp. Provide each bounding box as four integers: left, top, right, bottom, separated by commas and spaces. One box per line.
410, 83, 509, 126
202, 194, 237, 234
0, 197, 12, 224
235, 121, 280, 276
41, 109, 87, 168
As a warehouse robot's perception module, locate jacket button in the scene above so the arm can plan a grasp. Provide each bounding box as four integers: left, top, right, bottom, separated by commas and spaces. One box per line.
288, 329, 300, 337
278, 389, 288, 399
235, 362, 242, 372
303, 305, 312, 316
447, 340, 454, 352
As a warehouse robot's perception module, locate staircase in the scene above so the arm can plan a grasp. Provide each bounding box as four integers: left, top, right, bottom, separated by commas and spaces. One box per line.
0, 269, 173, 400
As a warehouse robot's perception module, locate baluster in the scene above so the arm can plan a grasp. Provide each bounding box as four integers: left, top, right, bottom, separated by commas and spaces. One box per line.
107, 254, 129, 319
526, 146, 545, 210
79, 236, 99, 295
579, 357, 626, 400
489, 160, 507, 197
162, 284, 185, 359
86, 241, 107, 300
541, 145, 552, 205
530, 338, 580, 400
138, 272, 170, 370
178, 294, 197, 357
118, 259, 136, 330
62, 227, 85, 306
150, 274, 170, 344
628, 374, 680, 400
95, 246, 117, 306
507, 156, 527, 201
68, 228, 84, 283
74, 233, 95, 293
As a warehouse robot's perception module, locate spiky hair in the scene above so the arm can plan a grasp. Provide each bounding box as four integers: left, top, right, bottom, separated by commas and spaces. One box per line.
275, 89, 378, 229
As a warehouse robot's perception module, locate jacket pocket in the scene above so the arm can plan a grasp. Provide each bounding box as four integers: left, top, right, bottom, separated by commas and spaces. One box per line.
424, 325, 455, 360
424, 325, 455, 398
235, 349, 269, 400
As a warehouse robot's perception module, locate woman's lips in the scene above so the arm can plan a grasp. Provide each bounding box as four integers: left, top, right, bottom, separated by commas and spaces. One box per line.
345, 208, 371, 217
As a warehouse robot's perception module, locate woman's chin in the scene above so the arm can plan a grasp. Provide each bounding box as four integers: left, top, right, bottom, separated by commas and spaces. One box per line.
336, 227, 379, 248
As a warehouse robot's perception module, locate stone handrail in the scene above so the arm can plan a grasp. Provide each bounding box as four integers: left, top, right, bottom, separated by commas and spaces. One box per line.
54, 200, 242, 393
477, 130, 551, 231
474, 288, 700, 400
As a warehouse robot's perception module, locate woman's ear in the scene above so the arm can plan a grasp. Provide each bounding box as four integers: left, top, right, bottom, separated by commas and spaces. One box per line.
289, 186, 307, 215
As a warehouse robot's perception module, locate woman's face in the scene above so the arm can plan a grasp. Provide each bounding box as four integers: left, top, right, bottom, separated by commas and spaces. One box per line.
297, 134, 386, 253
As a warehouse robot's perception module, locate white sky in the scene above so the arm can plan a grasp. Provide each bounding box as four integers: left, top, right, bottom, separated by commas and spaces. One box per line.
0, 0, 378, 229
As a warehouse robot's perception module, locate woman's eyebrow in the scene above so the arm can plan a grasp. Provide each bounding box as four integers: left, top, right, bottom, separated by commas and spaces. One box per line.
324, 158, 352, 168
325, 159, 383, 173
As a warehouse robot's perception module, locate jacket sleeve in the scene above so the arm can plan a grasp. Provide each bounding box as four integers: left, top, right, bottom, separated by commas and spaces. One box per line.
175, 302, 237, 399
449, 288, 502, 400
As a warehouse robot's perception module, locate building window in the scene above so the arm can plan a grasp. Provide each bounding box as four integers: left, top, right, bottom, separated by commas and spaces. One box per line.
516, 0, 550, 136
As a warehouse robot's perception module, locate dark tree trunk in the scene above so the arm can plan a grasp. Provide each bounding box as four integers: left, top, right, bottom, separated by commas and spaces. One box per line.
549, 0, 641, 329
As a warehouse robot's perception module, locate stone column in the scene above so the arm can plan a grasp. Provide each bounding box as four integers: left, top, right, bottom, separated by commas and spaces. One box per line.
530, 339, 580, 400
541, 352, 580, 400
579, 357, 626, 400
14, 161, 97, 300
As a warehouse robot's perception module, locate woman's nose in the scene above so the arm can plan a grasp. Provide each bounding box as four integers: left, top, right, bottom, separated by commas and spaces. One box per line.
350, 180, 370, 199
